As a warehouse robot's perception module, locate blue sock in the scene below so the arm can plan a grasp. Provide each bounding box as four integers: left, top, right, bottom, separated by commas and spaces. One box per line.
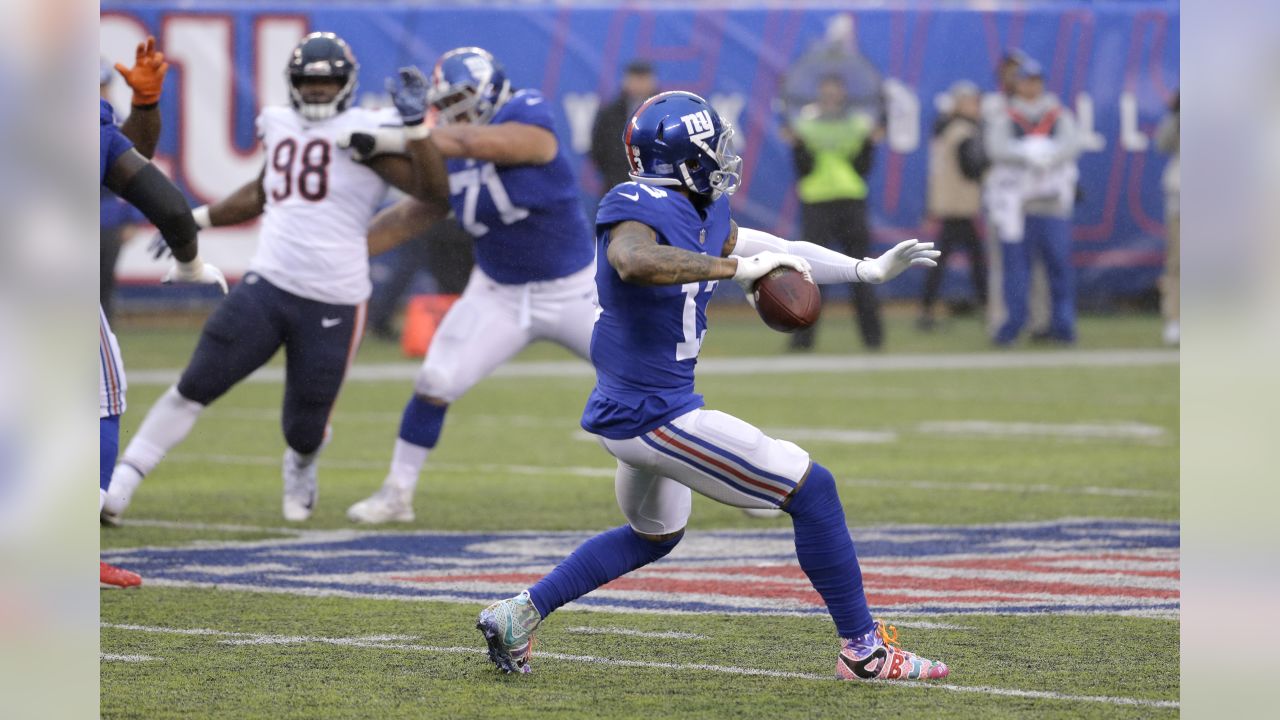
398, 395, 448, 448
784, 462, 874, 638
100, 415, 120, 491
527, 525, 683, 618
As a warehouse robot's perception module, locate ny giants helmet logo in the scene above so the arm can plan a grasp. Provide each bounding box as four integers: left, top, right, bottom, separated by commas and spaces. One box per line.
679, 110, 716, 155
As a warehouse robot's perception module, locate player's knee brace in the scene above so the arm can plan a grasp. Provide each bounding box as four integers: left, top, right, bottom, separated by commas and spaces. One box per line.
412, 366, 456, 403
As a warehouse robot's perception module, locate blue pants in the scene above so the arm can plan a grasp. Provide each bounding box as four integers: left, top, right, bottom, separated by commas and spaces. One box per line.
101, 415, 120, 491
176, 273, 363, 455
995, 215, 1076, 344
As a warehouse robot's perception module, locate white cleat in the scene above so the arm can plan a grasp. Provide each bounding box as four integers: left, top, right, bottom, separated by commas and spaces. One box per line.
282, 449, 318, 522
102, 464, 144, 526
347, 484, 415, 524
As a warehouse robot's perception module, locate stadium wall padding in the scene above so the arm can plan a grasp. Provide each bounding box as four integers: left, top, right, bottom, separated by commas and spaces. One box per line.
101, 1, 1179, 301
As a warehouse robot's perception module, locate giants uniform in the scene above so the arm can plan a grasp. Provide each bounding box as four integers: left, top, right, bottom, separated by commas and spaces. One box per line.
99, 99, 130, 419
583, 183, 811, 532
171, 105, 398, 452
414, 89, 596, 403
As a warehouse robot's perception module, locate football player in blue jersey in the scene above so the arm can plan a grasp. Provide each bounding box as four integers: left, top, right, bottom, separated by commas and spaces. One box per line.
475, 91, 950, 682
99, 38, 227, 585
340, 48, 599, 524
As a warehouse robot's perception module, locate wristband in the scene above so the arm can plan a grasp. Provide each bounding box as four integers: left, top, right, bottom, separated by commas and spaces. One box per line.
404, 123, 431, 141
192, 205, 213, 230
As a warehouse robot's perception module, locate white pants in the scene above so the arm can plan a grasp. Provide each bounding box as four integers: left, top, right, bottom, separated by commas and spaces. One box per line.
596, 408, 811, 535
414, 262, 597, 402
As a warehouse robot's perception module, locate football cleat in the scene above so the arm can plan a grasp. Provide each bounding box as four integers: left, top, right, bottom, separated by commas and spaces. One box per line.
102, 464, 144, 526
281, 449, 318, 522
476, 591, 542, 674
836, 620, 950, 681
100, 561, 142, 588
346, 484, 415, 524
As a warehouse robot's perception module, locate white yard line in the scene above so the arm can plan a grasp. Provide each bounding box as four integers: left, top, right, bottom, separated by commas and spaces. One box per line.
99, 623, 1175, 709
100, 653, 160, 662
918, 420, 1167, 442
157, 451, 1170, 498
563, 626, 707, 640
127, 349, 1178, 386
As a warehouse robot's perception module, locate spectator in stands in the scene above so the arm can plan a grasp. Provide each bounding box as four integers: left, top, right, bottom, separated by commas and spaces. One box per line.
920, 81, 988, 330
982, 49, 1051, 340
590, 60, 658, 190
985, 59, 1081, 346
1155, 90, 1179, 346
784, 73, 882, 351
100, 57, 144, 321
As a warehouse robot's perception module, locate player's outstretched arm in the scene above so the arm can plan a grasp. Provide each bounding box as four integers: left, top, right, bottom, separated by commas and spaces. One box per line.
194, 166, 267, 229
378, 66, 452, 208
607, 221, 738, 286
366, 197, 443, 257
429, 122, 557, 166
104, 148, 226, 293
730, 223, 938, 285
115, 36, 168, 158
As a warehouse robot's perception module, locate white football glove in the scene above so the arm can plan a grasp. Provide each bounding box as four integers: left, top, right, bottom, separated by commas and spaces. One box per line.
854, 239, 939, 285
731, 251, 812, 293
163, 257, 228, 294
336, 127, 406, 162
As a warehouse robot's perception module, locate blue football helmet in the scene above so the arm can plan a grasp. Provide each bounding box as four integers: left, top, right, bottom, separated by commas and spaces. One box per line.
287, 32, 359, 121
624, 91, 741, 201
428, 47, 512, 125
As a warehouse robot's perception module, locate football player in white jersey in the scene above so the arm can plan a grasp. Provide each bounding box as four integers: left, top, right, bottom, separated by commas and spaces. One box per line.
103, 32, 447, 523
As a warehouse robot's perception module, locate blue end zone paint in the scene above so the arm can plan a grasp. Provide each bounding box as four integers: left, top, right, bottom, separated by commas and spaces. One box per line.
103, 519, 1179, 617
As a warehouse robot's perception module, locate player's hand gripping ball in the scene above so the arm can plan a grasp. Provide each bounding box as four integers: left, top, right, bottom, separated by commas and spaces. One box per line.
753, 267, 821, 333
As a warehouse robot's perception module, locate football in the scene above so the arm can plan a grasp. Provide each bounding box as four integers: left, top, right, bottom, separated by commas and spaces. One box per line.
752, 267, 821, 333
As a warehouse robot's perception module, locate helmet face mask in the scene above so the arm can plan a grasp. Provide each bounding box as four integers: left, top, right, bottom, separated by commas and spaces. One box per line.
287, 32, 359, 122
625, 91, 742, 202
428, 47, 511, 126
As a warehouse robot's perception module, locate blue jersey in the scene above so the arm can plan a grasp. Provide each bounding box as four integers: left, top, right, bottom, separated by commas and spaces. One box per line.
581, 182, 732, 439
99, 99, 134, 185
444, 89, 594, 284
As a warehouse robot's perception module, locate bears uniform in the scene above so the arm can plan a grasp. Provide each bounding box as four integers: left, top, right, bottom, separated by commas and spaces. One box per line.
107, 33, 401, 524
347, 48, 598, 524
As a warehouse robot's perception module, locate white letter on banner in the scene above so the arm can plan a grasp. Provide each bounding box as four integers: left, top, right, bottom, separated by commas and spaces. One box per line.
1073, 93, 1107, 152
882, 78, 919, 154
1119, 91, 1149, 152
562, 93, 600, 155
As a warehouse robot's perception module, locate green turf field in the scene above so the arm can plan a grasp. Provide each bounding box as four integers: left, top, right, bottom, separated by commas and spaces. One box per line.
101, 309, 1179, 718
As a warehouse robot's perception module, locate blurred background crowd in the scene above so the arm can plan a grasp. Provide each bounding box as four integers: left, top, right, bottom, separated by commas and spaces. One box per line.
99, 0, 1180, 351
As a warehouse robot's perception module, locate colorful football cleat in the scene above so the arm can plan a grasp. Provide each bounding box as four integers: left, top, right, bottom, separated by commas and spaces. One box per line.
475, 591, 542, 674
836, 620, 949, 681
100, 561, 142, 588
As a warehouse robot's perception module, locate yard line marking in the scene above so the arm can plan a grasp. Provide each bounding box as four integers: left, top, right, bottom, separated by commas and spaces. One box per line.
99, 623, 1176, 709
159, 451, 1170, 498
127, 349, 1179, 386
563, 626, 707, 640
100, 653, 160, 662
917, 420, 1167, 443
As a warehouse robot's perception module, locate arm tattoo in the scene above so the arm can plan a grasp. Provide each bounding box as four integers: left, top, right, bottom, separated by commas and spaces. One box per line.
607, 221, 737, 286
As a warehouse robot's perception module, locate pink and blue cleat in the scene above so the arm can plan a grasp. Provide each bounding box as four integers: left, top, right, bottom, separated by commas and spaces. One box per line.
836, 620, 950, 681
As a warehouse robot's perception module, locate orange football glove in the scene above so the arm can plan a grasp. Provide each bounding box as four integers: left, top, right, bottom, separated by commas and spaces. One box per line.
114, 36, 169, 106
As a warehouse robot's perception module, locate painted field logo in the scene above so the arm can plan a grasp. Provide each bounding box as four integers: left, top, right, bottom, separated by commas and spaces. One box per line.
103, 519, 1179, 618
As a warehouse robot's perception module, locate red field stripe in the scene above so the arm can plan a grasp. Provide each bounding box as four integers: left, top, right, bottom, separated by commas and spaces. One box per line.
861, 556, 1180, 579
854, 572, 1177, 599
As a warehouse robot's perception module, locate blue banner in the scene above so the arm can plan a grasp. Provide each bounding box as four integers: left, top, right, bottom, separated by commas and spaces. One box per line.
101, 1, 1178, 300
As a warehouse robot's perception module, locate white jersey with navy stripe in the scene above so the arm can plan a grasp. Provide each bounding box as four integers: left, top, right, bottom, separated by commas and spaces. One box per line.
249, 105, 401, 305
99, 306, 126, 418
